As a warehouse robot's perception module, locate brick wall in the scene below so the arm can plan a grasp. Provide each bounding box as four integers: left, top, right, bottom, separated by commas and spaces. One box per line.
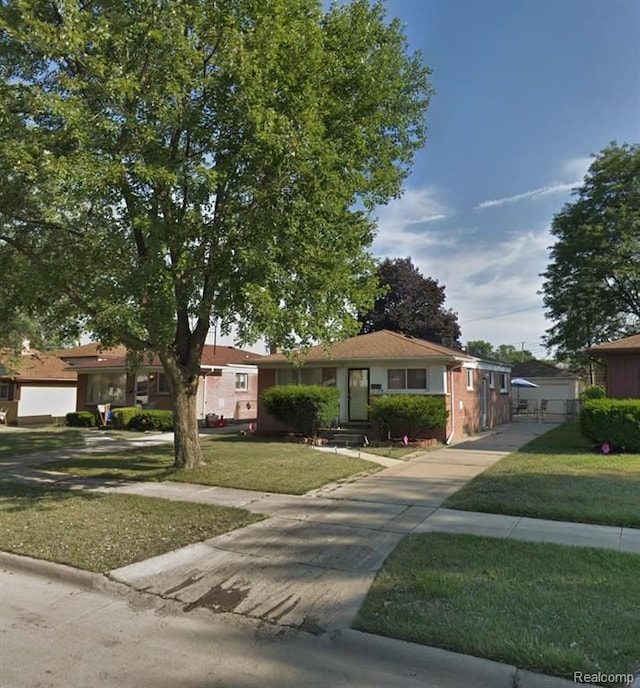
449, 367, 510, 440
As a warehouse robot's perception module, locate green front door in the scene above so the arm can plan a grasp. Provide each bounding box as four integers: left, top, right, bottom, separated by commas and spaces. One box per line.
348, 368, 369, 421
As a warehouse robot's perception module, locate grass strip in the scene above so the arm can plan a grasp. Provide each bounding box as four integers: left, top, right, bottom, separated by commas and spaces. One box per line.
360, 445, 433, 460
355, 532, 640, 681
444, 422, 640, 527
0, 481, 262, 571
42, 434, 380, 494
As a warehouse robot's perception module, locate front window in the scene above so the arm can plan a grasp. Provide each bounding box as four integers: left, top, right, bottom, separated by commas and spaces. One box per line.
387, 369, 405, 389
499, 373, 508, 393
87, 373, 126, 404
0, 382, 9, 400
235, 373, 248, 391
407, 369, 427, 389
387, 369, 428, 390
276, 368, 323, 385
466, 369, 474, 390
489, 372, 495, 389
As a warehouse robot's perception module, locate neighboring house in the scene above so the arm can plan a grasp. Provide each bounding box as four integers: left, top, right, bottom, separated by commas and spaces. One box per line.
253, 329, 511, 443
510, 360, 586, 416
587, 334, 640, 398
0, 347, 77, 425
71, 345, 261, 423
58, 342, 128, 367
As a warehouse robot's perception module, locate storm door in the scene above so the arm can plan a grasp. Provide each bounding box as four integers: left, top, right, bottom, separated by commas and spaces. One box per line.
348, 368, 369, 422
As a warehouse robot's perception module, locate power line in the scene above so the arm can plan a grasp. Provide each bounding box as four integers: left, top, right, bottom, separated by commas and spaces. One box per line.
460, 304, 543, 324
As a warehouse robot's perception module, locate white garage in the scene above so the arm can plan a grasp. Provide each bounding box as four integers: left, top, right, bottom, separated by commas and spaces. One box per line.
18, 384, 77, 419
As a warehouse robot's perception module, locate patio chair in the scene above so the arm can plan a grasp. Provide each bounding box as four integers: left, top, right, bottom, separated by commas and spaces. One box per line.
513, 399, 529, 415
0, 408, 7, 425
537, 399, 548, 421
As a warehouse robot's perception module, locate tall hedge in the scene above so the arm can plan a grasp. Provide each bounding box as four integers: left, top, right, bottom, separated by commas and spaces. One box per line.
580, 398, 640, 451
369, 395, 448, 439
262, 385, 339, 436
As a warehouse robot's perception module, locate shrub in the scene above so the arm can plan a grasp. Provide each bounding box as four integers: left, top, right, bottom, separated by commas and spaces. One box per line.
580, 398, 640, 451
66, 411, 97, 427
110, 407, 140, 429
369, 395, 448, 440
262, 385, 339, 436
127, 410, 174, 432
580, 385, 607, 401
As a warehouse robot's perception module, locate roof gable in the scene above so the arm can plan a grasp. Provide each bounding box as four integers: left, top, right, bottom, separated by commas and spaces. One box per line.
0, 350, 77, 382
587, 334, 640, 354
57, 343, 128, 360
255, 330, 471, 365
69, 344, 261, 372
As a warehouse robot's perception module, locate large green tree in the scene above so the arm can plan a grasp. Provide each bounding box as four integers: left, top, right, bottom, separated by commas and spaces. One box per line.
358, 257, 461, 346
542, 142, 640, 360
0, 0, 432, 467
465, 340, 535, 363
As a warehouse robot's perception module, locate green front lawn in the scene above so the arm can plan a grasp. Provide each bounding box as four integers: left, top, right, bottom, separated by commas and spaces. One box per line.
0, 481, 262, 571
42, 434, 380, 494
355, 532, 640, 681
444, 422, 640, 527
0, 428, 85, 457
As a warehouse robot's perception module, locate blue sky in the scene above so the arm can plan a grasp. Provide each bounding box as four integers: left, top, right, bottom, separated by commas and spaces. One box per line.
371, 0, 640, 357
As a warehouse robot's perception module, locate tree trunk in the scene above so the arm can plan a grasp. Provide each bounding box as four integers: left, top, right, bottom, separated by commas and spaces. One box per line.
171, 383, 204, 468
161, 354, 204, 469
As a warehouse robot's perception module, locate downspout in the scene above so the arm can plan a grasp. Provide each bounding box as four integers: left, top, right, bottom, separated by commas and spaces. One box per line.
202, 372, 207, 420
446, 362, 463, 445
446, 365, 455, 445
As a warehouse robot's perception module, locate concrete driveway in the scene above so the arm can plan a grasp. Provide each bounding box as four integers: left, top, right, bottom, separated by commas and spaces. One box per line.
107, 422, 557, 633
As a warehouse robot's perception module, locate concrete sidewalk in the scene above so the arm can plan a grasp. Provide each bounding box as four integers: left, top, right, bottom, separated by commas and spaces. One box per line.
2, 421, 639, 688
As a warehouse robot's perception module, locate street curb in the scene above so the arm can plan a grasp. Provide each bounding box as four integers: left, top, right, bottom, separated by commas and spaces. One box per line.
333, 629, 579, 688
0, 551, 120, 594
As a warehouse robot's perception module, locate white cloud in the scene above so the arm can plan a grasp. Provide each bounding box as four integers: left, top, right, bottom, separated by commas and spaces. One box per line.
562, 156, 592, 181
376, 186, 450, 229
373, 205, 554, 350
474, 182, 577, 210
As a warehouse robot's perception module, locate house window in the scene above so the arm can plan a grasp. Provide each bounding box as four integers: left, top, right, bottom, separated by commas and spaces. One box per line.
157, 373, 170, 395
489, 372, 495, 389
499, 373, 508, 393
387, 369, 406, 389
87, 373, 126, 404
276, 368, 323, 385
407, 369, 427, 389
466, 369, 474, 391
0, 382, 9, 400
387, 369, 428, 390
322, 368, 337, 386
235, 373, 248, 391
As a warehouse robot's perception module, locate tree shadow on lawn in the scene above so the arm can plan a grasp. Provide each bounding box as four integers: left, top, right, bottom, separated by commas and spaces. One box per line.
40, 447, 176, 480
0, 430, 85, 458
0, 480, 103, 513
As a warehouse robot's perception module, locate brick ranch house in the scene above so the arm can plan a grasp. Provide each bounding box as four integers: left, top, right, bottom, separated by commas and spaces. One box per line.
69, 344, 261, 424
253, 330, 512, 443
587, 333, 640, 398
